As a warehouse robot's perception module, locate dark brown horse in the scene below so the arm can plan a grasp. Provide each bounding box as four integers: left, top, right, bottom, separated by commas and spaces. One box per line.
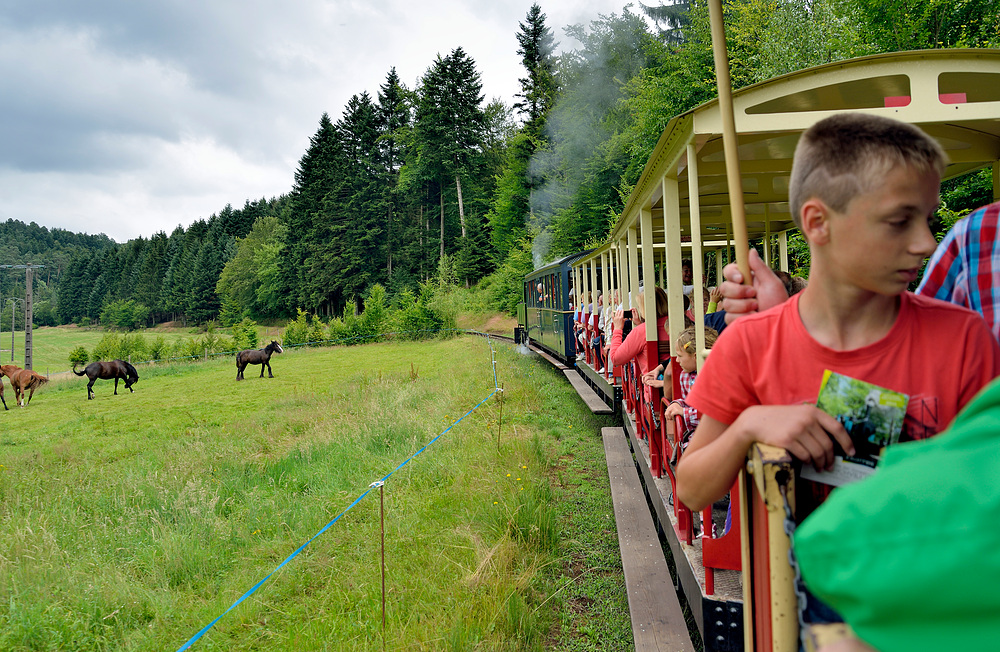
0, 365, 48, 407
236, 340, 283, 380
72, 360, 139, 400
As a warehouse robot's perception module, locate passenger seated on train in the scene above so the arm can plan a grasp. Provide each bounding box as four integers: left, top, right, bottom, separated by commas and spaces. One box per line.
706, 286, 723, 313
681, 259, 695, 296
594, 292, 606, 373
657, 327, 718, 443
574, 292, 590, 351
601, 289, 620, 370
676, 114, 1000, 639
610, 286, 671, 401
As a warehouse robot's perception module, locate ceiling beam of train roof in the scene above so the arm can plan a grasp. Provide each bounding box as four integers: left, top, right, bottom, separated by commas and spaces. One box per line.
605, 49, 1000, 250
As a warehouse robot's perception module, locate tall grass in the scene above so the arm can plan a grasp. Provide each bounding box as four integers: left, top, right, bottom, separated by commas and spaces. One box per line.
0, 335, 629, 650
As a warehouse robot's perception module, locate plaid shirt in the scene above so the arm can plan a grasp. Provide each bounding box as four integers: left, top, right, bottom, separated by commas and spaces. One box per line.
918, 201, 1000, 342
673, 369, 699, 433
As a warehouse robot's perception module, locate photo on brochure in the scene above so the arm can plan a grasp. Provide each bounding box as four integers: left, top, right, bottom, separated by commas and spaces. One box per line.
800, 370, 909, 487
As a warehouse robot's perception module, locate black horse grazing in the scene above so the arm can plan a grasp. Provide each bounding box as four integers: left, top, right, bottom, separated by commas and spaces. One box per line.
73, 360, 139, 400
236, 340, 283, 380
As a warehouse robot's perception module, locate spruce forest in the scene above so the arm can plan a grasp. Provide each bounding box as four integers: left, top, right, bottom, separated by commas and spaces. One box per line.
7, 1, 999, 329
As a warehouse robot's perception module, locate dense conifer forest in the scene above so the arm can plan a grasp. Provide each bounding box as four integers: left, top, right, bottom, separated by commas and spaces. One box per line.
7, 1, 997, 327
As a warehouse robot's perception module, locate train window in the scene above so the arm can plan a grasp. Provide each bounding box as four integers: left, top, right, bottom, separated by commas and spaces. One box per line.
745, 74, 911, 114
939, 72, 1000, 104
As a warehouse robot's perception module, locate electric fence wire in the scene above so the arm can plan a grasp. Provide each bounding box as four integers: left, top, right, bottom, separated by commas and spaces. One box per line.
175, 331, 502, 651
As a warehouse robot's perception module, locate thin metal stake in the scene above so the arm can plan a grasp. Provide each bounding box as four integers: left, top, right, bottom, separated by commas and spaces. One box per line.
370, 480, 387, 651
497, 383, 505, 449
379, 483, 387, 651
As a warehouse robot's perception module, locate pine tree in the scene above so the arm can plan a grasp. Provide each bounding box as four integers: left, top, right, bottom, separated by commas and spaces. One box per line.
514, 4, 558, 133
187, 239, 223, 323
280, 113, 344, 311
377, 68, 413, 279
414, 47, 486, 253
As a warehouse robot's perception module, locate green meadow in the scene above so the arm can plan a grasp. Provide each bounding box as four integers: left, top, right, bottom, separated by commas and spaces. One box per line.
0, 333, 629, 650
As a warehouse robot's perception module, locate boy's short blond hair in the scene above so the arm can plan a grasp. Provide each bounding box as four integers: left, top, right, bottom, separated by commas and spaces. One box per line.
677, 326, 718, 355
788, 113, 947, 229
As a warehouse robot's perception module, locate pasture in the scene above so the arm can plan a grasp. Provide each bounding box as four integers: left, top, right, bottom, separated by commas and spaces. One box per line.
0, 335, 629, 650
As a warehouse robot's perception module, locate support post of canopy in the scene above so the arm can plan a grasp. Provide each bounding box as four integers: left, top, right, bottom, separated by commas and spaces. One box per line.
708, 0, 751, 283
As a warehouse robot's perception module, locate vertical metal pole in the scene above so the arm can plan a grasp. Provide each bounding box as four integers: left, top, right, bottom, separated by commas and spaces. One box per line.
497, 383, 505, 449
367, 480, 387, 652
380, 483, 386, 651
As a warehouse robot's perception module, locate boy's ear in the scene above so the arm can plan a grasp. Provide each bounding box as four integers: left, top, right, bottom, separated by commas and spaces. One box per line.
799, 198, 831, 245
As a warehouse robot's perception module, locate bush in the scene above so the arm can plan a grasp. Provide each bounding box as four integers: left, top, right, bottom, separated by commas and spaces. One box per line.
171, 329, 235, 361
392, 287, 444, 340
148, 336, 169, 362
93, 333, 150, 363
231, 318, 259, 351
69, 346, 89, 367
100, 300, 150, 331
33, 300, 59, 327
283, 309, 326, 348
357, 284, 389, 342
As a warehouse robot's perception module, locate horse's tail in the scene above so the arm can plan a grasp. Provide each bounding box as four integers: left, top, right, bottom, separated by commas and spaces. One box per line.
72, 364, 87, 377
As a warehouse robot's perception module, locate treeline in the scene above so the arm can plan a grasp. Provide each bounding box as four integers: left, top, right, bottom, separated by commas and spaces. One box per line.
16, 1, 1000, 326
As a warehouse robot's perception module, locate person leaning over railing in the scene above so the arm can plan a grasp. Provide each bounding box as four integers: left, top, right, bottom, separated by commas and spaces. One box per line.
610, 285, 671, 401
676, 113, 1000, 651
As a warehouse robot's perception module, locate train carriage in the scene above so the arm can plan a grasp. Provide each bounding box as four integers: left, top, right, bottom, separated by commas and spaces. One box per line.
517, 251, 595, 364
520, 48, 1000, 651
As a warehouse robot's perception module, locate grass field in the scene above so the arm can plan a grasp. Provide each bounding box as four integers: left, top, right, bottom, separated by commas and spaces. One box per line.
0, 333, 629, 650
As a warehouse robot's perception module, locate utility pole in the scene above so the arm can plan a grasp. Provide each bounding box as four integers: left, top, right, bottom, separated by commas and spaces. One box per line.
1, 264, 44, 370
25, 265, 34, 370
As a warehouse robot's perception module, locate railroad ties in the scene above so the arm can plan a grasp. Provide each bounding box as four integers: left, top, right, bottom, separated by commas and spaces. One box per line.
603, 426, 697, 652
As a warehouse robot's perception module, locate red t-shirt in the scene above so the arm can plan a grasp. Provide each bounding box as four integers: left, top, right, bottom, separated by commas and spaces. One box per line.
688, 292, 1000, 442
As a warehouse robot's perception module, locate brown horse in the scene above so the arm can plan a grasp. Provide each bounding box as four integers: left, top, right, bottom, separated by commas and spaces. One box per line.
72, 360, 139, 400
0, 365, 48, 407
236, 340, 283, 380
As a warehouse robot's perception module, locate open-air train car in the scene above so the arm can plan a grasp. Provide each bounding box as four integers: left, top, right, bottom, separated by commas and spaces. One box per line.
568, 49, 1000, 651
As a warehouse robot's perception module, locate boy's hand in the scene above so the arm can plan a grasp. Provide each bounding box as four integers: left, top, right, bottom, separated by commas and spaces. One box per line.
720, 249, 789, 322
665, 402, 683, 419
709, 286, 723, 305
737, 404, 854, 471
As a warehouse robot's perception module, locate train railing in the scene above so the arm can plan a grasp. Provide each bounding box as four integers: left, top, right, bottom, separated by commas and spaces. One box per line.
744, 443, 799, 652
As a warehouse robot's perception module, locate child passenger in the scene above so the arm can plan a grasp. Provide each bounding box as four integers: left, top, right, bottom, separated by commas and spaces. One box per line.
676, 113, 1000, 514
664, 326, 718, 441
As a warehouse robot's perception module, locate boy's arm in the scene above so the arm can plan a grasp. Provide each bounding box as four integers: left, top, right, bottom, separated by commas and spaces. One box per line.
676, 405, 854, 511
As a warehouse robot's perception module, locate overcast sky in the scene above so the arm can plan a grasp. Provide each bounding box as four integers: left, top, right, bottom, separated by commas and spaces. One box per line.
0, 1, 632, 243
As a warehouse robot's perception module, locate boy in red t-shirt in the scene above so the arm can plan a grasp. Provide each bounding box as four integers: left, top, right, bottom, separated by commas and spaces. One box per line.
676, 113, 1000, 513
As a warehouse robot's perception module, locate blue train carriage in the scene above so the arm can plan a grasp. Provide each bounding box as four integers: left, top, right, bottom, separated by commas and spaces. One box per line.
516, 250, 593, 365
568, 49, 1000, 652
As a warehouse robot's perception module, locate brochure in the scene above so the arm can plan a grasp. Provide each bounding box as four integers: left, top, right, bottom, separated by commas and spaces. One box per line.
800, 370, 909, 486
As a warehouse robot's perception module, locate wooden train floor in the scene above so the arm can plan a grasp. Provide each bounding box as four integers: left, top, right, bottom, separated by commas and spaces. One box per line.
603, 426, 696, 652
627, 413, 744, 605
